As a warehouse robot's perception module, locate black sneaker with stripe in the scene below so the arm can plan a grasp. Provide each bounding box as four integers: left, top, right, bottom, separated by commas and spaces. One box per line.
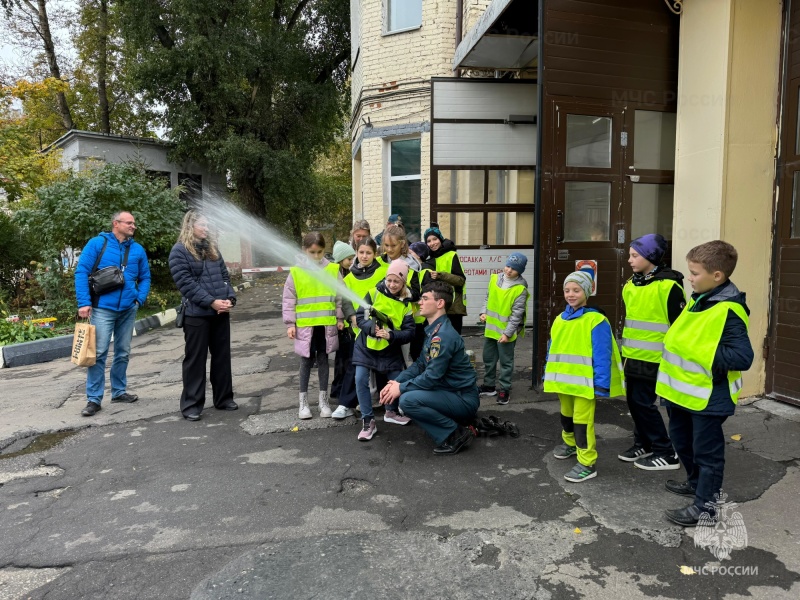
617, 445, 652, 462
634, 453, 681, 471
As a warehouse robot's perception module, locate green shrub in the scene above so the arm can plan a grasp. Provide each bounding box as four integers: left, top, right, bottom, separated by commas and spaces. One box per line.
0, 301, 55, 346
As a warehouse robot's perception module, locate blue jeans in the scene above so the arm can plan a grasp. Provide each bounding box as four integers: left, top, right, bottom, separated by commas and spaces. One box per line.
355, 366, 401, 422
86, 306, 138, 405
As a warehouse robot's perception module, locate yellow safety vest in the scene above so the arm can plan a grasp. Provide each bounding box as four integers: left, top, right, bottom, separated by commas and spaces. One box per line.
410, 269, 430, 324
656, 300, 749, 411
434, 250, 466, 307
344, 263, 388, 336
362, 288, 412, 351
484, 273, 528, 342
544, 311, 625, 399
290, 262, 340, 327
621, 279, 683, 363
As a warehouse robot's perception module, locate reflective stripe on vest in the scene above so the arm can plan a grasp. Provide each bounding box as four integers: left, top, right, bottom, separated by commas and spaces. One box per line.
363, 288, 412, 351
544, 311, 625, 399
291, 263, 339, 327
484, 273, 528, 342
656, 300, 749, 411
344, 264, 388, 336
621, 279, 682, 363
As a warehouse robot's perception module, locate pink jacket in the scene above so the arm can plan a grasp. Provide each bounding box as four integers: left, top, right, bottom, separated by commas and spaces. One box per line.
282, 258, 344, 358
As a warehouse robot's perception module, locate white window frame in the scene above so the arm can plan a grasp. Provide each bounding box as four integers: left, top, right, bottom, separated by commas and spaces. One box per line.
386, 136, 422, 234
384, 0, 422, 36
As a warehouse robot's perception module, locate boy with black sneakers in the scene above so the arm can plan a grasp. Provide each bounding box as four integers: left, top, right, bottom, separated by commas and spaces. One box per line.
658, 241, 753, 526
619, 234, 685, 471
544, 270, 625, 483
478, 253, 530, 405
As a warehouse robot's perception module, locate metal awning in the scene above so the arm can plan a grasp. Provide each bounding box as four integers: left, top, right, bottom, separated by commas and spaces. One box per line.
453, 0, 538, 70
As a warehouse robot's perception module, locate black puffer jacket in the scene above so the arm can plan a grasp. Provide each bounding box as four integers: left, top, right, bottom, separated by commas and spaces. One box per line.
169, 242, 236, 317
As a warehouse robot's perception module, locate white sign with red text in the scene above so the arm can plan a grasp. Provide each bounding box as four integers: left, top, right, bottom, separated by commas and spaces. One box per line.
457, 248, 536, 325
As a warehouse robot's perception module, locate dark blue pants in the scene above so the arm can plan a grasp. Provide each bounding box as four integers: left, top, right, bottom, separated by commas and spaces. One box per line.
331, 329, 356, 407
626, 377, 673, 455
399, 387, 480, 445
668, 404, 728, 511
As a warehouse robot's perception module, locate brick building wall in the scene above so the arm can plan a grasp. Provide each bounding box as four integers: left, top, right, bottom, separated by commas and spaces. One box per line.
351, 0, 489, 239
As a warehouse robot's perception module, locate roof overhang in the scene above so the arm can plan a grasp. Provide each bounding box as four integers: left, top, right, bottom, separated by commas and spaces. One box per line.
453, 0, 538, 71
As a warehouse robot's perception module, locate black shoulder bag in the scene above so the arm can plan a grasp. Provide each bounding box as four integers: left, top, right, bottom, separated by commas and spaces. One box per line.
89, 238, 131, 305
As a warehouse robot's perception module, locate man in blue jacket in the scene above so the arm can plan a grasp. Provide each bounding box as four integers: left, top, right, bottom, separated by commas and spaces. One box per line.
380, 281, 479, 455
75, 211, 151, 416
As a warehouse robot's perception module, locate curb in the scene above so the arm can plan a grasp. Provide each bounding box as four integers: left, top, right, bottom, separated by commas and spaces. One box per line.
0, 282, 252, 369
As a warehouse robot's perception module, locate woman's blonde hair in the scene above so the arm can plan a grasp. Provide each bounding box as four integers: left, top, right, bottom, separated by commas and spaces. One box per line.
178, 210, 219, 261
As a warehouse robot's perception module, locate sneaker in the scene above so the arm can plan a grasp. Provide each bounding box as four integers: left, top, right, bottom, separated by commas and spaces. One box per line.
358, 419, 377, 441
479, 385, 497, 397
111, 392, 138, 404
331, 405, 355, 419
496, 390, 510, 405
617, 445, 652, 462
564, 463, 597, 482
635, 453, 681, 471
81, 402, 101, 417
384, 410, 411, 425
553, 444, 577, 460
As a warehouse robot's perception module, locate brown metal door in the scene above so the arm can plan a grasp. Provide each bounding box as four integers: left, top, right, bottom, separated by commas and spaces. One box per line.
769, 27, 800, 404
549, 101, 626, 332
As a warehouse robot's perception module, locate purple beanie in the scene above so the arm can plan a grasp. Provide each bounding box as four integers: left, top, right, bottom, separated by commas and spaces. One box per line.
630, 234, 668, 266
409, 241, 430, 260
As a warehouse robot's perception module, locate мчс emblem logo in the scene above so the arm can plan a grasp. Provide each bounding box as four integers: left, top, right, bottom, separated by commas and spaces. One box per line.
693, 490, 748, 560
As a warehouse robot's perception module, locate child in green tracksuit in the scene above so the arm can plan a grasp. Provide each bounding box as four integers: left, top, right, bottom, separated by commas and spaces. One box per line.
479, 252, 529, 405
544, 270, 625, 483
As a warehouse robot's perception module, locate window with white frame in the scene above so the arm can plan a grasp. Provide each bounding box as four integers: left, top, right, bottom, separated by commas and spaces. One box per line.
389, 138, 421, 239
387, 0, 422, 34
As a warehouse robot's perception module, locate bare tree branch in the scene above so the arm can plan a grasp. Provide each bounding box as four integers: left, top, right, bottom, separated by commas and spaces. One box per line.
314, 48, 347, 84
287, 0, 312, 31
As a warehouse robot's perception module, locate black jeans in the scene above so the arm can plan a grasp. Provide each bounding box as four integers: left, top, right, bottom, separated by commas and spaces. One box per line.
331, 328, 356, 407
626, 377, 674, 455
668, 404, 728, 512
180, 314, 233, 417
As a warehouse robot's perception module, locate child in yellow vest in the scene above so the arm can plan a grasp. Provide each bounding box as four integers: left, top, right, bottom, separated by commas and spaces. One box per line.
619, 233, 685, 470
329, 241, 358, 412
659, 241, 753, 526
332, 238, 388, 419
544, 270, 625, 482
282, 232, 344, 420
479, 252, 529, 405
352, 260, 416, 441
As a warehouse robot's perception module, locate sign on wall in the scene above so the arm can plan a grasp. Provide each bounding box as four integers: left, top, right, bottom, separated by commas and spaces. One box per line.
458, 248, 536, 325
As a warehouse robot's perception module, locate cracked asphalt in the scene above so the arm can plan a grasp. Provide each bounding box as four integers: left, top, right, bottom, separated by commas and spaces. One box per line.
1, 276, 799, 599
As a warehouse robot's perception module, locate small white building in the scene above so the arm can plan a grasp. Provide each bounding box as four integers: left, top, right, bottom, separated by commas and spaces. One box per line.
47, 130, 243, 269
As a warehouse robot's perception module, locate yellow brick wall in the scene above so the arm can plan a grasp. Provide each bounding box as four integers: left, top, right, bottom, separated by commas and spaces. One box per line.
351, 0, 490, 238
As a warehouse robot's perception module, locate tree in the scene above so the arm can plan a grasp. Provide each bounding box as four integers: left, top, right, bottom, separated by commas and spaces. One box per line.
0, 79, 67, 203
1, 0, 75, 130
0, 210, 39, 300
309, 135, 352, 243
14, 161, 185, 266
116, 0, 350, 238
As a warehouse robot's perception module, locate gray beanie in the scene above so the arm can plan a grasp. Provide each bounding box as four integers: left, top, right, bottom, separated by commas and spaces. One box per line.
564, 270, 594, 299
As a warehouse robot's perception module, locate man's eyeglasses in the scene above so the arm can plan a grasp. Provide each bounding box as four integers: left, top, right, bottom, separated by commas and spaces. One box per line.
116, 220, 136, 226
420, 295, 437, 303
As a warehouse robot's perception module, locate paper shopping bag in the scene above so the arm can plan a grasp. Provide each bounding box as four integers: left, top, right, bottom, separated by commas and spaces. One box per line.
71, 321, 96, 367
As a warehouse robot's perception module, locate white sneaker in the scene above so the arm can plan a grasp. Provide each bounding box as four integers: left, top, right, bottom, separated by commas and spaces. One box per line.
318, 392, 332, 418
331, 405, 355, 419
298, 393, 312, 420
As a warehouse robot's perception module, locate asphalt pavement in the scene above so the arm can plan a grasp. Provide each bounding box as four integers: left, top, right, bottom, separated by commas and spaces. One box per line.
0, 277, 799, 599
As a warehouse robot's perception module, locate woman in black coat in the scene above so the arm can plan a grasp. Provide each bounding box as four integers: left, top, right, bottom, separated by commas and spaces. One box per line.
169, 211, 238, 421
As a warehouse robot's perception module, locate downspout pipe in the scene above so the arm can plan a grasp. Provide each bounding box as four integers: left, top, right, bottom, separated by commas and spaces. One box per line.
455, 0, 463, 77
531, 0, 544, 390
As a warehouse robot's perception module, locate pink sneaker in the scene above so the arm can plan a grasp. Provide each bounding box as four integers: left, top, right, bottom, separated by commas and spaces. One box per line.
358, 419, 377, 441
384, 410, 411, 425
